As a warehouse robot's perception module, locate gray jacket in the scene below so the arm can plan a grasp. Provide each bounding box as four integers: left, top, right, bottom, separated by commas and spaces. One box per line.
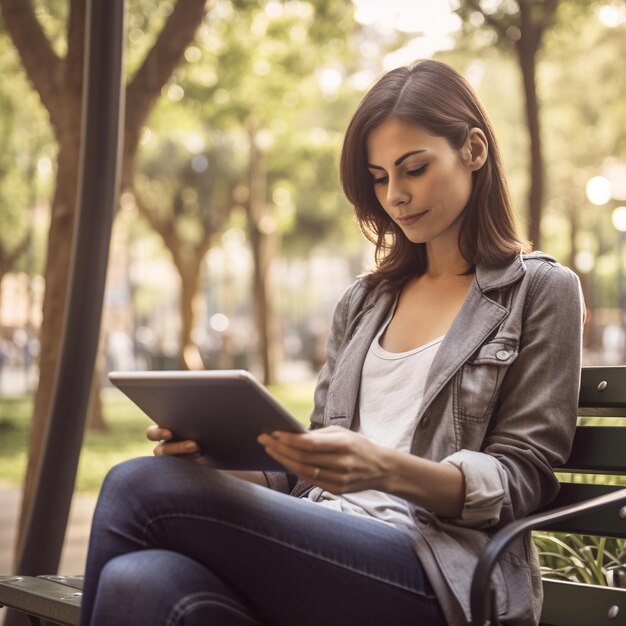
267, 252, 584, 625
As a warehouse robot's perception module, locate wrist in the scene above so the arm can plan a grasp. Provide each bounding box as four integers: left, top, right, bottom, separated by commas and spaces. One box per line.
376, 445, 398, 492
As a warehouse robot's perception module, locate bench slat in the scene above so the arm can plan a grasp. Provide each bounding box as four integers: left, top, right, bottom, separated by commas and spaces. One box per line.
540, 578, 626, 626
561, 426, 626, 473
538, 484, 626, 537
579, 366, 626, 411
0, 576, 81, 626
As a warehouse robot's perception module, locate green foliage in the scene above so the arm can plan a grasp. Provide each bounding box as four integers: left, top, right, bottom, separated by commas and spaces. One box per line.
534, 531, 626, 588
0, 27, 53, 273
142, 0, 362, 256
136, 132, 243, 240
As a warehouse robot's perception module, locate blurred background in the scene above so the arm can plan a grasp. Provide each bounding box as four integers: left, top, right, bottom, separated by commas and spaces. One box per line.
0, 0, 625, 579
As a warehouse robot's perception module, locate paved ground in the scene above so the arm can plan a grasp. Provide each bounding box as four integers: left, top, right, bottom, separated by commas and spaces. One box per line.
0, 480, 96, 622
0, 480, 96, 574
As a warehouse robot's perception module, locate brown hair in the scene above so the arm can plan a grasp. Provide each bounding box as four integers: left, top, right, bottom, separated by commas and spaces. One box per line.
340, 59, 531, 289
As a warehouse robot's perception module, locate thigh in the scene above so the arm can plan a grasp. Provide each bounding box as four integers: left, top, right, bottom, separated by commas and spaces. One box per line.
84, 456, 445, 626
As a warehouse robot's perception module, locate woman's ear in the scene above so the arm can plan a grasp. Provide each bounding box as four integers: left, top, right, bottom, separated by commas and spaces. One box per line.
463, 127, 488, 172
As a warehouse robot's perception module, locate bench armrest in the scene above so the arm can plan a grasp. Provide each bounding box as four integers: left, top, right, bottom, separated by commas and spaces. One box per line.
469, 487, 626, 626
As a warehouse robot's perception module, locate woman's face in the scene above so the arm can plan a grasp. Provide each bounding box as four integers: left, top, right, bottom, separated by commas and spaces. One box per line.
366, 118, 474, 250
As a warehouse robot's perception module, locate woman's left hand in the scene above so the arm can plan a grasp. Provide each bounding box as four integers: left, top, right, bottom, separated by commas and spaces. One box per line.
257, 426, 391, 493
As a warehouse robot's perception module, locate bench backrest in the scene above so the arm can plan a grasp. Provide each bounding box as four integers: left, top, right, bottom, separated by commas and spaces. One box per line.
541, 365, 626, 538
537, 365, 626, 626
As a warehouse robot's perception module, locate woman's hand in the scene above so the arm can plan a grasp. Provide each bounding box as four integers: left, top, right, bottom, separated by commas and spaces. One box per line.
257, 426, 391, 494
146, 425, 204, 461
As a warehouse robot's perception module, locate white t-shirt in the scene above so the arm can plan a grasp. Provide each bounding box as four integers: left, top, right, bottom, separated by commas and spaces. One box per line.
305, 303, 443, 530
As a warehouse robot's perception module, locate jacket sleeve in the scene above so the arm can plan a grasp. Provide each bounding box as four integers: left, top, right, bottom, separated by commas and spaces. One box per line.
264, 278, 368, 493
442, 263, 585, 528
309, 277, 370, 429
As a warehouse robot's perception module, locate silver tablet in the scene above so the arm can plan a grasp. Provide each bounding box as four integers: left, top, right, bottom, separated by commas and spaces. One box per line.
108, 369, 306, 471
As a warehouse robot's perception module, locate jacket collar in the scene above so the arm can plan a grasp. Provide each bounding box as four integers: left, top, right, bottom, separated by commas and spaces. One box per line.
475, 251, 555, 293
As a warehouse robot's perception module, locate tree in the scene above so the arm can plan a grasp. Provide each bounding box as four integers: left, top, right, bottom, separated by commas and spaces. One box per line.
0, 0, 208, 543
454, 0, 561, 248
135, 0, 357, 383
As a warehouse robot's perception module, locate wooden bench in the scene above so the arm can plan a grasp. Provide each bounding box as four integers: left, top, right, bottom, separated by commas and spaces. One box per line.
1, 365, 625, 626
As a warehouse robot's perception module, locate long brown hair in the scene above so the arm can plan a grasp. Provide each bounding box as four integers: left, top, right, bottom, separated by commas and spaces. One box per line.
340, 60, 530, 289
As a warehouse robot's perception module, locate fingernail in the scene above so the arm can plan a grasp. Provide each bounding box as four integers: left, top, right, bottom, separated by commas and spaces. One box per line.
185, 441, 197, 451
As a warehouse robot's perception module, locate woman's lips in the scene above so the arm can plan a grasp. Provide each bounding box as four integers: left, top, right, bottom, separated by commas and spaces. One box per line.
396, 210, 428, 226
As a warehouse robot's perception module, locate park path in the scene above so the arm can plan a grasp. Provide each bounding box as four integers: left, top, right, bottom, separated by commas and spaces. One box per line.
0, 480, 96, 620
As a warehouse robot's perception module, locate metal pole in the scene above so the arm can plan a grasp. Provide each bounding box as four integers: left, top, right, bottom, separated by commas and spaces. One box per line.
8, 0, 125, 608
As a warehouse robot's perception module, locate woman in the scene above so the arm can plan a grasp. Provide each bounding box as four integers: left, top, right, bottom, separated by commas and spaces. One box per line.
79, 60, 584, 626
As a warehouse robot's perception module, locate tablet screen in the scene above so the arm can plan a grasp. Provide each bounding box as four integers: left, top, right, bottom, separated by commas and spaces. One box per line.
109, 369, 307, 471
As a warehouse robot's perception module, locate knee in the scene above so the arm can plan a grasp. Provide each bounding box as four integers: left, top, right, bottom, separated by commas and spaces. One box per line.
97, 552, 151, 598
92, 551, 174, 619
97, 456, 174, 513
102, 455, 183, 494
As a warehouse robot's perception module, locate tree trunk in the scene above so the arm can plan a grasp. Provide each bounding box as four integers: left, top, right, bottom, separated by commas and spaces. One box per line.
246, 127, 280, 385
178, 260, 204, 370
87, 345, 107, 431
462, 0, 559, 250
18, 137, 81, 552
516, 39, 543, 249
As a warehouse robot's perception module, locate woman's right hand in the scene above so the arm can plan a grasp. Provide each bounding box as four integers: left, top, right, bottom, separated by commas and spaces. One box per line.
146, 425, 204, 461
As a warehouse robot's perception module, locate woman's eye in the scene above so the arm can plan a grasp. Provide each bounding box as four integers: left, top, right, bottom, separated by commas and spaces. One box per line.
407, 164, 427, 177
372, 176, 388, 185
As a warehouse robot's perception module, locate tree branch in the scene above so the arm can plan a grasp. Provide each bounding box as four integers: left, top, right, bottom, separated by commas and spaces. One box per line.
124, 0, 208, 168
464, 0, 509, 40
0, 0, 62, 121
546, 0, 560, 17
133, 185, 184, 270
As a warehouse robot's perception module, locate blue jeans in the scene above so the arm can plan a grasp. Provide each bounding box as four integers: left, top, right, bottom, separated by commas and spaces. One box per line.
79, 456, 446, 625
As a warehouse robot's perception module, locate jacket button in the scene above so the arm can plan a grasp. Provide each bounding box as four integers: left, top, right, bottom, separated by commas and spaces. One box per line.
420, 416, 430, 429
496, 350, 509, 361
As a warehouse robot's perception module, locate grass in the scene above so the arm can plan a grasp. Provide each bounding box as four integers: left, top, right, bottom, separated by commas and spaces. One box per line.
0, 381, 315, 493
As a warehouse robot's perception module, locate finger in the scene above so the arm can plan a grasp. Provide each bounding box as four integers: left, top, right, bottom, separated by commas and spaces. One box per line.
153, 440, 200, 457
146, 425, 173, 442
263, 445, 324, 478
270, 430, 349, 453
259, 435, 342, 469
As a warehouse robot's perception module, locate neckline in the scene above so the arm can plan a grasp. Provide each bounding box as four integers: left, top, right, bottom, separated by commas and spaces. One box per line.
372, 333, 445, 360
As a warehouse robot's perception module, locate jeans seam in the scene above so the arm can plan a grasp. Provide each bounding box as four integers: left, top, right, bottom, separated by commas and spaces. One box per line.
143, 513, 437, 599
165, 591, 262, 625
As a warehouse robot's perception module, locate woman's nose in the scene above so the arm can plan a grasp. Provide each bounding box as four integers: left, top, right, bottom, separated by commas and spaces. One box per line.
387, 177, 410, 207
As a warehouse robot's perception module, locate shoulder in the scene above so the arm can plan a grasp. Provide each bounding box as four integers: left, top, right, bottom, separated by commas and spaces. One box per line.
330, 273, 394, 332
521, 252, 582, 297
518, 253, 585, 325
336, 273, 384, 311
476, 251, 580, 297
